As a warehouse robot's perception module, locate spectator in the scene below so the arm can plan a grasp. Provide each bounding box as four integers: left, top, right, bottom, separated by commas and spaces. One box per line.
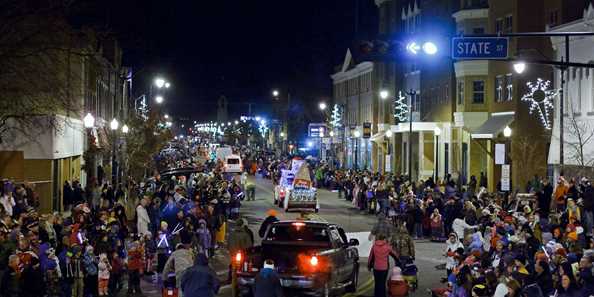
180, 254, 219, 297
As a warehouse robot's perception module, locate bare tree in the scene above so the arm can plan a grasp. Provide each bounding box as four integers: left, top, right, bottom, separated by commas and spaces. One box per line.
565, 112, 594, 167
0, 0, 102, 144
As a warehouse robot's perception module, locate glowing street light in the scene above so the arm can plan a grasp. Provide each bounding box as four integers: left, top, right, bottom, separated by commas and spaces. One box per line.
503, 125, 512, 138
407, 41, 438, 55
307, 141, 313, 148
164, 114, 169, 119
83, 113, 95, 128
110, 118, 119, 131
513, 62, 526, 74
380, 89, 389, 100
353, 130, 361, 138
272, 90, 279, 97
434, 126, 442, 136
155, 96, 164, 104
385, 130, 393, 137
329, 131, 335, 137
122, 124, 129, 134
155, 78, 166, 88
319, 102, 327, 111
234, 120, 239, 125
165, 82, 171, 88
422, 42, 438, 55
280, 132, 285, 137
255, 116, 261, 121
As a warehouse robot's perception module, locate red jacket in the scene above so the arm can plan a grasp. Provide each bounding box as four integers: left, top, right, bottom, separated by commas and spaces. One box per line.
368, 240, 398, 271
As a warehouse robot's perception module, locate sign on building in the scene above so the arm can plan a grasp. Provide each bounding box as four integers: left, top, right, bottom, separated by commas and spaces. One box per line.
495, 143, 506, 165
501, 164, 511, 191
451, 37, 509, 60
308, 123, 327, 138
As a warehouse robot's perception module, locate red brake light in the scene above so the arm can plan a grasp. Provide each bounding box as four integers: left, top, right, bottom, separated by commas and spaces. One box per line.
235, 252, 242, 263
292, 222, 305, 227
310, 256, 319, 266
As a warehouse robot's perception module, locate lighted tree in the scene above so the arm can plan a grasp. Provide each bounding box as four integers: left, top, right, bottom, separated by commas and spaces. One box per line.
393, 91, 409, 122
330, 104, 342, 128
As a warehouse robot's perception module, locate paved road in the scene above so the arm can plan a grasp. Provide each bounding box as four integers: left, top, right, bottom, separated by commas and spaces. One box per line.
139, 175, 446, 296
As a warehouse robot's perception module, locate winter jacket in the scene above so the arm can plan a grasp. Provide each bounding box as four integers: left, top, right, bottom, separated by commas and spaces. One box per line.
136, 205, 151, 236
0, 267, 21, 297
21, 265, 45, 297
253, 268, 284, 297
445, 235, 464, 270
259, 216, 279, 238
180, 256, 219, 297
162, 248, 195, 281
228, 227, 253, 254
468, 233, 483, 252
368, 240, 398, 271
82, 252, 98, 276
583, 186, 594, 212
452, 218, 476, 241
391, 228, 415, 258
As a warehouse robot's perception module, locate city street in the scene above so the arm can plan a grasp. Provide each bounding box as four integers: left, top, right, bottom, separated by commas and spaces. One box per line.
134, 175, 445, 297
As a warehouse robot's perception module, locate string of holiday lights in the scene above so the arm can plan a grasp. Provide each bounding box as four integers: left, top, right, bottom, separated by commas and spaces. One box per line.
521, 78, 558, 130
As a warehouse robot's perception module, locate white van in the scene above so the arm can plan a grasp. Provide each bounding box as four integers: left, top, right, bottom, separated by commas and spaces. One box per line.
224, 154, 243, 173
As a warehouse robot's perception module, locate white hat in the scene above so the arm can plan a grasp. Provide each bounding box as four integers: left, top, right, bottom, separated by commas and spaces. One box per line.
494, 283, 509, 297
263, 262, 275, 269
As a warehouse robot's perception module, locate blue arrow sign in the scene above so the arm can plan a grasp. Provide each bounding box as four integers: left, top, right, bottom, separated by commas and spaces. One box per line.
452, 37, 509, 59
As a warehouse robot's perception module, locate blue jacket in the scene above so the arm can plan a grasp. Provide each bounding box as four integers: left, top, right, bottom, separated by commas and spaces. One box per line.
180, 260, 219, 297
253, 268, 284, 297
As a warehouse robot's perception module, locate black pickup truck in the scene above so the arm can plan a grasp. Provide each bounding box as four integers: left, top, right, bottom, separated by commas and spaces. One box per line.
236, 220, 360, 297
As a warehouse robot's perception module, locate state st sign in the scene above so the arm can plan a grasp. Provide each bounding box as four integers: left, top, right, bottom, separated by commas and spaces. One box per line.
451, 37, 509, 59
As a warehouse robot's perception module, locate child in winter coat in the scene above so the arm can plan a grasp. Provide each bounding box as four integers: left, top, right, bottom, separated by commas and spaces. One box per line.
196, 219, 212, 257
98, 253, 111, 296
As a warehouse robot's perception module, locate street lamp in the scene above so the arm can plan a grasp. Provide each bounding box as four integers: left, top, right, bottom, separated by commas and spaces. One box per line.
329, 131, 334, 137
164, 114, 169, 119
121, 124, 129, 134
503, 125, 512, 138
434, 126, 442, 180
110, 118, 119, 131
155, 78, 166, 89
353, 130, 361, 138
504, 125, 512, 192
83, 113, 95, 128
385, 130, 393, 138
234, 120, 239, 125
513, 62, 526, 74
280, 132, 285, 138
380, 89, 389, 100
155, 96, 164, 104
165, 82, 171, 88
272, 90, 279, 97
319, 102, 327, 111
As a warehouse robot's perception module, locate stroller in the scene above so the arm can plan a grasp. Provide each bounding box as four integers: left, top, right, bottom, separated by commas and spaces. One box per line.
401, 257, 418, 291
388, 266, 409, 297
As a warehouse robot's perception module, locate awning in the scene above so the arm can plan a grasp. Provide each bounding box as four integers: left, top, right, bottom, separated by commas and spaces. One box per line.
370, 131, 386, 143
471, 112, 514, 139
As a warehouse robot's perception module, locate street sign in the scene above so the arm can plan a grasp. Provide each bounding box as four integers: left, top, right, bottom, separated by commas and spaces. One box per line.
501, 164, 510, 191
363, 122, 371, 138
452, 37, 508, 59
308, 123, 327, 138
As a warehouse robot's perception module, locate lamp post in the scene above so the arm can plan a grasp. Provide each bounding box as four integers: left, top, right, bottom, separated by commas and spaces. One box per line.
110, 118, 119, 186
406, 90, 416, 180
353, 130, 361, 169
434, 126, 442, 181
503, 125, 512, 192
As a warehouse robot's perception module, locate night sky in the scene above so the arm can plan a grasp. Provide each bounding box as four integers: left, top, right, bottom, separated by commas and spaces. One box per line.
82, 0, 378, 123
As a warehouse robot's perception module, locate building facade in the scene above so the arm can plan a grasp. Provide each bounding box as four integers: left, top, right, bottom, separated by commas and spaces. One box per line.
548, 3, 594, 177
0, 31, 130, 213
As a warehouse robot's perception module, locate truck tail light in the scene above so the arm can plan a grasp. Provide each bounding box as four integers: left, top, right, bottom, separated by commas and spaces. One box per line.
310, 256, 319, 267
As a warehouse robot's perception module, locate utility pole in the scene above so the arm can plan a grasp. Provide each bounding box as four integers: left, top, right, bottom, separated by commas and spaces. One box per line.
407, 90, 415, 181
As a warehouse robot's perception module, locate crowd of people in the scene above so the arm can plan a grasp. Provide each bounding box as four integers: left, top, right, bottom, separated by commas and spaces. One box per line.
0, 143, 278, 297
4, 140, 594, 297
